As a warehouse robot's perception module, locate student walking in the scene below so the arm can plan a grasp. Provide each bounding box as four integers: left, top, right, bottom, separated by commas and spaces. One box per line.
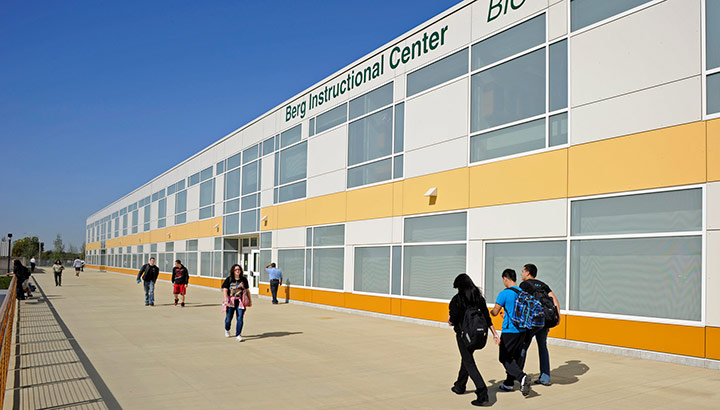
52, 259, 64, 287
447, 274, 499, 407
29, 257, 36, 273
136, 257, 160, 306
519, 263, 561, 386
13, 260, 31, 299
490, 268, 532, 396
73, 257, 83, 276
265, 262, 282, 304
222, 264, 250, 342
172, 260, 189, 307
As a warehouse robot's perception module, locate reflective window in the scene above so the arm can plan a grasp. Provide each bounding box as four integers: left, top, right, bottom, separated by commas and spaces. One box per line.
404, 212, 467, 243
354, 246, 390, 294
709, 72, 720, 115
225, 168, 241, 200
571, 0, 654, 31
471, 117, 545, 162
349, 83, 393, 120
404, 244, 465, 300
348, 107, 392, 166
278, 249, 305, 286
708, 0, 720, 70
471, 14, 545, 70
407, 48, 468, 96
312, 249, 344, 290
243, 144, 259, 164
316, 103, 347, 133
549, 40, 568, 111
242, 162, 259, 195
281, 124, 302, 148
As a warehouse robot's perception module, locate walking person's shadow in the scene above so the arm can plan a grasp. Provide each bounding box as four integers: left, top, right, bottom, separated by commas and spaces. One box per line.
482, 360, 590, 403
242, 331, 303, 341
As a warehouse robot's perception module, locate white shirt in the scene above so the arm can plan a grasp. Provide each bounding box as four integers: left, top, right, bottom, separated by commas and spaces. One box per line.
30, 258, 36, 263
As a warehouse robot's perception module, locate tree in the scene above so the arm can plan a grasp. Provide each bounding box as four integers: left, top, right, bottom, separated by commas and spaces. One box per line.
53, 234, 64, 254
11, 236, 39, 259
68, 244, 77, 254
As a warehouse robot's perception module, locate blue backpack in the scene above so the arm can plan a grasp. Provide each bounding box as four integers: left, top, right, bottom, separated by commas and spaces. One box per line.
509, 288, 545, 330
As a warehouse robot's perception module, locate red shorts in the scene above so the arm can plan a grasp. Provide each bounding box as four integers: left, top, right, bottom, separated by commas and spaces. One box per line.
173, 284, 187, 295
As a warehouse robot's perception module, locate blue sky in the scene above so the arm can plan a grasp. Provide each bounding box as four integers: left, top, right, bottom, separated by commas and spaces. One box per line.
0, 0, 461, 250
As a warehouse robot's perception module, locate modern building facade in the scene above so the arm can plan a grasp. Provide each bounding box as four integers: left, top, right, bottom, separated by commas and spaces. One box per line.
86, 0, 720, 364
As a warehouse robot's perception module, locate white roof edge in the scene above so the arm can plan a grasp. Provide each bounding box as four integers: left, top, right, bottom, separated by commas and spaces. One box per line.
88, 0, 474, 221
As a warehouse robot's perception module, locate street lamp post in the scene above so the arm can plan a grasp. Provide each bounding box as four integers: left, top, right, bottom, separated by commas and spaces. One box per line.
7, 233, 12, 274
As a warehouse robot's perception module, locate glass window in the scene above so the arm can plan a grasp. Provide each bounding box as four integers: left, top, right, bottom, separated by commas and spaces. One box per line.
571, 0, 654, 31
471, 49, 545, 133
152, 192, 158, 202
470, 118, 546, 162
306, 227, 312, 246
260, 232, 272, 248
571, 189, 702, 236
391, 246, 402, 295
263, 137, 275, 156
278, 142, 307, 185
394, 103, 404, 153
175, 190, 187, 213
158, 218, 166, 228
313, 225, 344, 246
224, 199, 239, 214
312, 248, 344, 290
243, 144, 259, 164
549, 113, 568, 146
150, 244, 157, 252
200, 166, 213, 181
175, 213, 186, 224
199, 206, 214, 219
242, 162, 259, 194
316, 103, 347, 133
305, 249, 312, 285
404, 244, 466, 299
188, 172, 200, 186
201, 252, 213, 276
223, 252, 237, 274
278, 249, 305, 286
224, 238, 239, 251
354, 246, 390, 294
241, 209, 258, 233
570, 237, 701, 320
471, 14, 545, 70
347, 158, 392, 188
259, 249, 271, 281
404, 212, 467, 243
278, 180, 306, 202
348, 107, 392, 166
309, 118, 316, 137
349, 83, 393, 120
241, 194, 257, 210
216, 160, 225, 175
281, 124, 302, 148
227, 152, 242, 170
225, 168, 241, 200
214, 252, 223, 277
407, 48, 469, 97
176, 180, 185, 191
185, 252, 198, 275
393, 155, 403, 179
485, 241, 567, 309
708, 72, 720, 115
215, 237, 222, 250
549, 40, 568, 111
185, 239, 198, 251
167, 183, 176, 195
708, 0, 720, 70
224, 213, 239, 235
200, 180, 214, 207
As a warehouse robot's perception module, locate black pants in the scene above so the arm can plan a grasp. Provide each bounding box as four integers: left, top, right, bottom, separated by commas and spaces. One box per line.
54, 272, 62, 286
454, 333, 487, 394
270, 279, 280, 303
499, 331, 527, 386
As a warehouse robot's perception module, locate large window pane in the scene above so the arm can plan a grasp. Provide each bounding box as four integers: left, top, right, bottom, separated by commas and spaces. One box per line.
281, 124, 302, 148
570, 237, 701, 321
392, 246, 402, 295
213, 252, 223, 277
200, 166, 213, 181
200, 179, 214, 207
471, 118, 546, 162
175, 190, 187, 213
312, 248, 344, 290
241, 209, 258, 233
347, 158, 392, 188
404, 244, 466, 299
199, 206, 214, 219
223, 252, 238, 275
313, 225, 344, 246
185, 252, 197, 275
278, 141, 307, 185
224, 213, 239, 235
549, 113, 568, 146
243, 144, 259, 164
201, 252, 213, 276
549, 39, 568, 111
316, 103, 347, 133
278, 180, 306, 202
349, 83, 393, 120
407, 48, 468, 97
485, 241, 567, 309
259, 250, 271, 282
471, 49, 545, 133
241, 194, 257, 210
571, 189, 702, 236
227, 153, 241, 170
225, 168, 240, 200
278, 249, 305, 286
708, 0, 720, 70
260, 232, 272, 248
348, 107, 392, 166
158, 198, 166, 219
571, 0, 653, 31
242, 162, 258, 194
471, 14, 545, 70
708, 72, 720, 115
404, 212, 467, 243
394, 103, 404, 153
224, 199, 239, 214
263, 137, 275, 156
354, 246, 390, 294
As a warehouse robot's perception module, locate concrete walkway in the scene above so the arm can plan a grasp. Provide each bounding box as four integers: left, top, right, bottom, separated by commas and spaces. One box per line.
5, 267, 720, 409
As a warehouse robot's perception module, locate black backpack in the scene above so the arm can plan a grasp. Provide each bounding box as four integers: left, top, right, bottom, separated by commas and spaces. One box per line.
460, 306, 489, 350
526, 280, 559, 328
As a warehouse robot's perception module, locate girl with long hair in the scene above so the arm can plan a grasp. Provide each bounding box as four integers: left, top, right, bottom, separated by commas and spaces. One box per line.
221, 264, 250, 342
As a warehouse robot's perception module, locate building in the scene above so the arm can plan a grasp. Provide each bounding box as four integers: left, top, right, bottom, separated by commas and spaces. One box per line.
86, 0, 720, 366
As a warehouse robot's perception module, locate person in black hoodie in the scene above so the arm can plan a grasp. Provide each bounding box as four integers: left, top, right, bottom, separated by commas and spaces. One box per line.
171, 259, 189, 307
448, 273, 500, 407
13, 260, 30, 300
136, 257, 160, 306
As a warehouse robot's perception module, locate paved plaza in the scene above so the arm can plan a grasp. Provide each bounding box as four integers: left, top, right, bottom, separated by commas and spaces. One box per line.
5, 267, 720, 409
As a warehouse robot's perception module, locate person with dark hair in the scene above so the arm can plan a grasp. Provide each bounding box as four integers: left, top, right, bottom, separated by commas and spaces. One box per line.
265, 262, 283, 304
13, 260, 31, 299
136, 257, 160, 306
447, 273, 499, 406
520, 263, 560, 386
52, 259, 64, 287
222, 264, 250, 342
490, 268, 532, 396
172, 260, 189, 307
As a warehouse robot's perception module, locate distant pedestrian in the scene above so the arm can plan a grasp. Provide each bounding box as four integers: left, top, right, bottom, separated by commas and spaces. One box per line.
222, 264, 249, 342
13, 260, 31, 299
73, 257, 82, 276
172, 259, 189, 307
52, 259, 64, 287
80, 259, 85, 272
29, 257, 36, 273
447, 274, 499, 407
265, 262, 283, 304
136, 257, 160, 306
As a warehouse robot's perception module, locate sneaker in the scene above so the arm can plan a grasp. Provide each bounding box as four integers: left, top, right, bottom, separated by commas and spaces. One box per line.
181, 302, 185, 307
225, 330, 231, 338
471, 390, 490, 407
145, 302, 149, 306
534, 379, 551, 386
520, 374, 531, 396
498, 383, 514, 392
236, 335, 243, 342
174, 300, 178, 306
150, 302, 154, 306
451, 386, 466, 395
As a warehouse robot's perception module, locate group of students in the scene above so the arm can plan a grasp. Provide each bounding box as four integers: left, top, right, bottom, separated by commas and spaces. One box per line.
135, 257, 284, 343
448, 264, 560, 407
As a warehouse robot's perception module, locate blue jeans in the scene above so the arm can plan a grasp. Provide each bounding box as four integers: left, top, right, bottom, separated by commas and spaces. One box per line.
225, 306, 245, 336
521, 327, 551, 383
270, 279, 280, 303
143, 280, 155, 304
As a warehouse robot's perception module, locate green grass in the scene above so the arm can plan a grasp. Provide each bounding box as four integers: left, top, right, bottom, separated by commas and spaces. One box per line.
0, 276, 11, 290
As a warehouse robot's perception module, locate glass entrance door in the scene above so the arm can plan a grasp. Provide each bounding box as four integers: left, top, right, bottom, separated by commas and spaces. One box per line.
241, 249, 261, 294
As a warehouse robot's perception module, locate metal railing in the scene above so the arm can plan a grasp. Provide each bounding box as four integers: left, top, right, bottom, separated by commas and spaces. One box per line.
0, 275, 16, 409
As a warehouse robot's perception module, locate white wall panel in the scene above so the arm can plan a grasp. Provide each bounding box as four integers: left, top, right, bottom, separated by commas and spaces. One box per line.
706, 231, 720, 326
394, 76, 405, 102
307, 125, 347, 177
571, 76, 701, 145
708, 182, 720, 231
405, 77, 468, 151
260, 189, 273, 209
307, 169, 345, 198
468, 199, 567, 240
186, 186, 199, 211
261, 155, 274, 191
571, 0, 701, 107
471, 0, 547, 42
402, 7, 472, 73
344, 246, 352, 292
467, 240, 484, 293
392, 216, 403, 243
404, 136, 468, 179
548, 0, 567, 41
276, 227, 306, 248
346, 218, 393, 245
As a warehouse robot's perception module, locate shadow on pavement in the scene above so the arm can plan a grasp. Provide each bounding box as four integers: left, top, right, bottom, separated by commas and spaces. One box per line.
547, 360, 590, 385
242, 331, 303, 341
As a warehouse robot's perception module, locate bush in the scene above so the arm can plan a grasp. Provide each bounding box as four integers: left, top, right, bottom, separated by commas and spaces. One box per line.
0, 276, 12, 290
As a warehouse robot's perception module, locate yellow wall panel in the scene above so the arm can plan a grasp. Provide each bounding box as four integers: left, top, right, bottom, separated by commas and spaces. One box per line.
311, 289, 345, 307
402, 168, 469, 215
392, 181, 403, 216
566, 315, 705, 357
708, 119, 720, 182
276, 200, 307, 229
345, 293, 392, 315
307, 192, 347, 226
391, 297, 402, 316
346, 183, 394, 222
706, 327, 720, 360
260, 206, 277, 231
399, 299, 447, 322
86, 242, 101, 251
547, 314, 566, 339
469, 149, 568, 208
568, 122, 707, 197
